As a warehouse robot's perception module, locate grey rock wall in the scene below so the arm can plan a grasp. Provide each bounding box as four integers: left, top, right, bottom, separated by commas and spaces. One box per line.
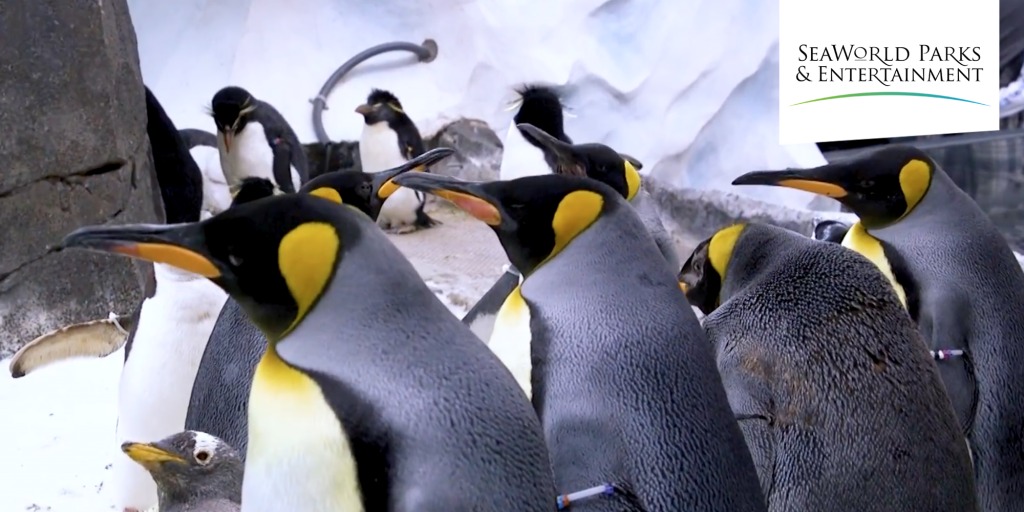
0, 0, 158, 357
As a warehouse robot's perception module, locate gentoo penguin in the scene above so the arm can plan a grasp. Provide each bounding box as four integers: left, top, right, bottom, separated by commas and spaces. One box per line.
460, 123, 680, 344
183, 148, 457, 458
210, 86, 308, 195
61, 192, 556, 512
678, 222, 977, 511
180, 128, 232, 218
731, 145, 1024, 510
122, 430, 242, 512
499, 84, 573, 180
101, 87, 231, 512
355, 88, 438, 234
393, 171, 766, 511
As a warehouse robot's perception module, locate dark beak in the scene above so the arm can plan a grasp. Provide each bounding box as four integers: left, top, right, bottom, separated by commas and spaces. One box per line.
373, 147, 457, 200
391, 173, 503, 226
355, 104, 373, 116
731, 165, 849, 199
61, 222, 222, 279
516, 123, 584, 176
619, 153, 643, 170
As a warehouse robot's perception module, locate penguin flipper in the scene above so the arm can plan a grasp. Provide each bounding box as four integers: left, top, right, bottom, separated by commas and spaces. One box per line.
462, 269, 521, 342
8, 314, 132, 378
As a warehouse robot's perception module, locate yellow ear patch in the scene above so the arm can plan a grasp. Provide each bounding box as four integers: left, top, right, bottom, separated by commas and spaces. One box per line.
624, 160, 641, 201
309, 187, 343, 204
549, 190, 604, 260
708, 224, 745, 281
777, 179, 848, 198
898, 159, 931, 217
278, 222, 340, 337
436, 190, 502, 225
119, 243, 221, 278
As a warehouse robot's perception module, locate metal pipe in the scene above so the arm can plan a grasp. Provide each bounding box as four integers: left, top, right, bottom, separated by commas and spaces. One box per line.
310, 39, 439, 143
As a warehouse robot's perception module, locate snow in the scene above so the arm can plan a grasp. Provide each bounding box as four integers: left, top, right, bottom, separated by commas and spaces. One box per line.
128, 0, 838, 212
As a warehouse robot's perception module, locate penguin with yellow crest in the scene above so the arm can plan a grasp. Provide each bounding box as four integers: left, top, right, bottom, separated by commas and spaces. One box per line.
184, 147, 457, 458
678, 222, 977, 511
393, 171, 766, 511
59, 166, 555, 511
731, 145, 1024, 510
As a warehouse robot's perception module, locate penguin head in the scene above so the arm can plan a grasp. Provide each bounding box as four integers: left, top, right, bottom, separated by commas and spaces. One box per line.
355, 88, 408, 126
678, 223, 747, 316
731, 145, 935, 228
508, 84, 569, 140
122, 430, 242, 502
300, 147, 456, 219
393, 172, 617, 275
516, 123, 643, 200
61, 193, 361, 342
812, 219, 852, 243
210, 86, 257, 153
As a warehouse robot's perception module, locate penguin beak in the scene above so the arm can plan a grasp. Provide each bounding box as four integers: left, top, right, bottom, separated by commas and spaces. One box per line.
121, 441, 187, 466
355, 104, 373, 116
516, 123, 586, 176
222, 130, 234, 153
61, 222, 222, 279
391, 173, 502, 226
373, 147, 457, 200
731, 166, 849, 199
619, 153, 643, 170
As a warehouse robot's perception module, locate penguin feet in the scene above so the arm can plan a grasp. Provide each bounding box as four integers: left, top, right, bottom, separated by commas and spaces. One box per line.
385, 224, 421, 235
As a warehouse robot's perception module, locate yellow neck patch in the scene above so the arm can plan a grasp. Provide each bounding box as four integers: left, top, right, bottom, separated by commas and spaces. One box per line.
488, 285, 534, 399
546, 190, 604, 264
898, 159, 931, 219
309, 187, 343, 205
624, 161, 641, 201
708, 224, 745, 281
278, 222, 340, 337
841, 223, 908, 308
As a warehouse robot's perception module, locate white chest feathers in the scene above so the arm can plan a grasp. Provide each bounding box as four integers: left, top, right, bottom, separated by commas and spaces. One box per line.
359, 122, 424, 228
499, 120, 552, 181
244, 348, 364, 512
111, 263, 228, 511
190, 145, 232, 217
217, 122, 301, 193
487, 285, 534, 399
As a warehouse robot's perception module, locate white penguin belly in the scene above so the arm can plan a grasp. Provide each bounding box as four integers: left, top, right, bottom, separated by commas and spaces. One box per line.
499, 120, 552, 181
244, 348, 363, 512
218, 123, 301, 193
487, 285, 534, 399
112, 263, 228, 511
360, 123, 423, 228
190, 145, 232, 216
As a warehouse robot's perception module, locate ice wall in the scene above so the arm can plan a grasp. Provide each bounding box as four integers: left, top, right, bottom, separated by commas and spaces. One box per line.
128, 0, 836, 210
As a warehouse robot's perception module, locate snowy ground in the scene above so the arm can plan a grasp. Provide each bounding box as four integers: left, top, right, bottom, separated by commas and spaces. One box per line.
0, 204, 503, 512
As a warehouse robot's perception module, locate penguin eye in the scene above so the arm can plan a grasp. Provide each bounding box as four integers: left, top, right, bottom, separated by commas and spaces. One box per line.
859, 179, 875, 188
195, 450, 211, 465
228, 254, 243, 267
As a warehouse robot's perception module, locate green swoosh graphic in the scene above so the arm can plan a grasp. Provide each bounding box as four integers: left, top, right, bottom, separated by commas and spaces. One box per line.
791, 92, 988, 107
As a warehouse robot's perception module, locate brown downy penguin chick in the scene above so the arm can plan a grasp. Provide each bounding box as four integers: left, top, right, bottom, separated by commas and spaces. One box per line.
679, 222, 978, 512
122, 430, 242, 512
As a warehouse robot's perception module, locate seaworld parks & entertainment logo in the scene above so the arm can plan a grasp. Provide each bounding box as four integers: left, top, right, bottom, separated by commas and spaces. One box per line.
778, 0, 998, 144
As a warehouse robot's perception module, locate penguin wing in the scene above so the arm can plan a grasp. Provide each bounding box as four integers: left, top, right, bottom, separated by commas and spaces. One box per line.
398, 125, 427, 162
915, 284, 978, 435
461, 269, 520, 342
8, 315, 132, 378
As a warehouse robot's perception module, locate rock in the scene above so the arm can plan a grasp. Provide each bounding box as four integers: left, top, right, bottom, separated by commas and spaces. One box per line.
0, 0, 158, 358
303, 141, 361, 179
425, 119, 503, 181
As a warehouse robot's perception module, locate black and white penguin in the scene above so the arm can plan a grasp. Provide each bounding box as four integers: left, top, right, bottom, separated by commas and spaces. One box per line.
179, 128, 231, 218
355, 88, 438, 234
499, 84, 573, 180
210, 86, 308, 196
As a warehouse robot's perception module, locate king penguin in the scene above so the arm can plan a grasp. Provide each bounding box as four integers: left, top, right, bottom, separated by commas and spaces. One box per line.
678, 222, 977, 511
61, 188, 555, 511
180, 128, 232, 218
103, 87, 231, 512
461, 123, 680, 344
210, 86, 308, 196
183, 148, 457, 458
731, 145, 1024, 510
393, 171, 766, 511
355, 88, 438, 234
